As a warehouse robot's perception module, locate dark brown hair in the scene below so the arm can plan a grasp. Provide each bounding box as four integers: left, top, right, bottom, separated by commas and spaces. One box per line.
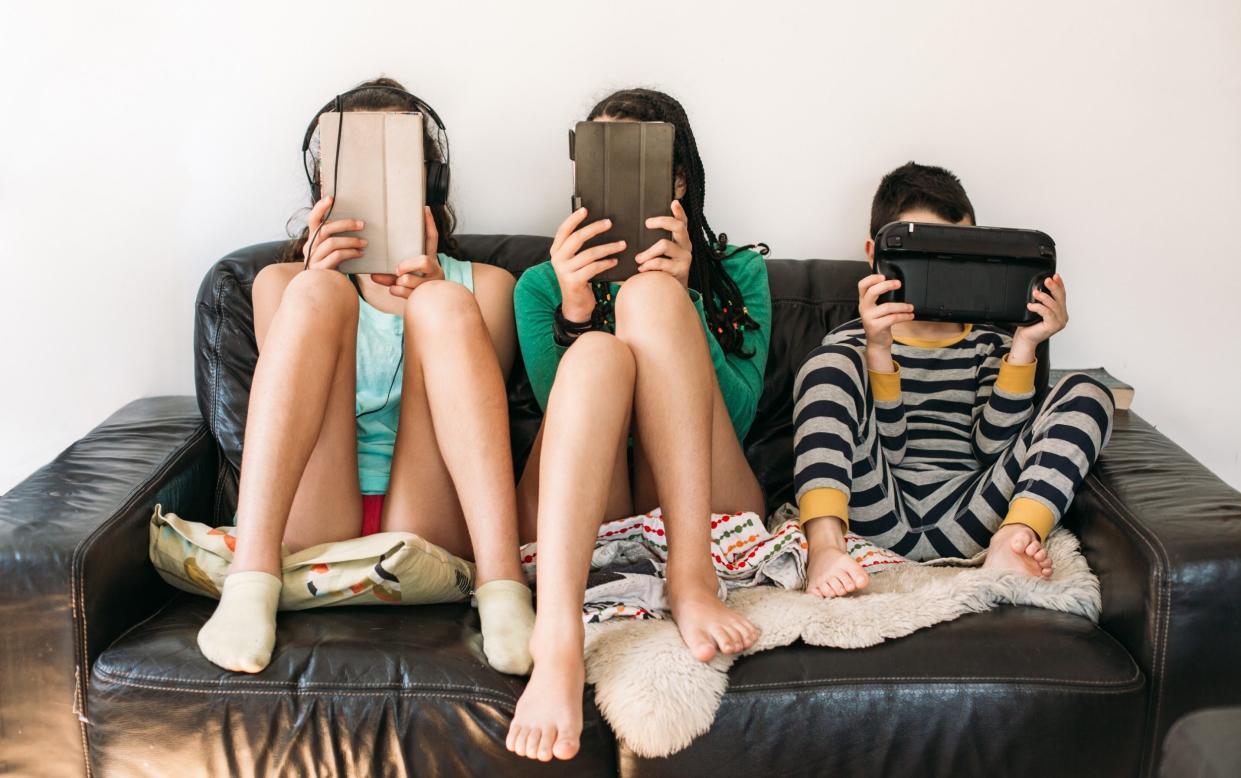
282, 76, 457, 262
869, 161, 975, 239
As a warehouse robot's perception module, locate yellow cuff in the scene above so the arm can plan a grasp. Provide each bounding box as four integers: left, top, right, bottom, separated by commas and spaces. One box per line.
799, 488, 849, 530
868, 365, 902, 402
996, 354, 1037, 395
1000, 497, 1056, 541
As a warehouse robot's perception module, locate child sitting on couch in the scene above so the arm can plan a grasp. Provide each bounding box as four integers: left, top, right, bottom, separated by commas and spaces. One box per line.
794, 162, 1115, 597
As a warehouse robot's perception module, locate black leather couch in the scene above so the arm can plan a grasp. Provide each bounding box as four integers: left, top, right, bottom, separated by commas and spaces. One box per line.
2, 235, 1239, 778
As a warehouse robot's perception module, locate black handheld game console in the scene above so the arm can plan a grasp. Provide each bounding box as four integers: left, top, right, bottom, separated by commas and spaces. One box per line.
875, 221, 1056, 326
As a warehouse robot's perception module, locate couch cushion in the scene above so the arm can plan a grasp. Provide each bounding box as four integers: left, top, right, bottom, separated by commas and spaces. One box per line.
194, 236, 1050, 520
88, 595, 615, 777
620, 607, 1144, 778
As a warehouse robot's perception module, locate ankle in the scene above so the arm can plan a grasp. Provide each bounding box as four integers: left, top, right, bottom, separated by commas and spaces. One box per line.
665, 569, 719, 603
474, 564, 527, 589
805, 516, 847, 552
991, 522, 1037, 547
529, 619, 584, 658
228, 551, 282, 579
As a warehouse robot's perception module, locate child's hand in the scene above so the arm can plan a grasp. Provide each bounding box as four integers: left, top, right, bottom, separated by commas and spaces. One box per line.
858, 274, 915, 351
549, 208, 624, 322
1011, 273, 1068, 361
374, 207, 444, 299
302, 196, 367, 270
635, 200, 692, 287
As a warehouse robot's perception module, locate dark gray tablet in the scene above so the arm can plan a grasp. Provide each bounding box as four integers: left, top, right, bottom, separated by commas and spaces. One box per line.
875, 221, 1056, 326
570, 121, 675, 283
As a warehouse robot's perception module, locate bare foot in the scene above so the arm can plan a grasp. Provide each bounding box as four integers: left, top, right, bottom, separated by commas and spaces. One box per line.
803, 516, 868, 598
983, 524, 1053, 579
667, 575, 759, 663
806, 544, 869, 598
506, 624, 585, 762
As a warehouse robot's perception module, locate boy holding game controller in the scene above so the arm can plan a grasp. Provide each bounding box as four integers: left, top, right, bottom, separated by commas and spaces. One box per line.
793, 162, 1115, 596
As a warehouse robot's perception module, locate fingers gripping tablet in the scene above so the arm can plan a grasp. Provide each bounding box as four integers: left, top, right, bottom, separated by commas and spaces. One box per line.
875, 221, 1056, 326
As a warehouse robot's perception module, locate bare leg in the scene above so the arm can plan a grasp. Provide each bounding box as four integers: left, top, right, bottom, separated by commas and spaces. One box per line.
200, 266, 363, 673
507, 332, 636, 762
377, 280, 534, 674
517, 421, 632, 544
231, 266, 363, 573
382, 281, 523, 585
615, 271, 759, 662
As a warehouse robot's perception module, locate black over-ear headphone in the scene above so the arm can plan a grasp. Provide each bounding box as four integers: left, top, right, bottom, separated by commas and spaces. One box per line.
300, 84, 451, 206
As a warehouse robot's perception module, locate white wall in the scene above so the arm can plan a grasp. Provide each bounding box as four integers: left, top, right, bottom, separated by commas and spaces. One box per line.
2, 0, 1239, 492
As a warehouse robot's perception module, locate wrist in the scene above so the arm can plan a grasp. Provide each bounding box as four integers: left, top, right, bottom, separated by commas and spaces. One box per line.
865, 342, 895, 372
1008, 337, 1037, 365
561, 298, 595, 324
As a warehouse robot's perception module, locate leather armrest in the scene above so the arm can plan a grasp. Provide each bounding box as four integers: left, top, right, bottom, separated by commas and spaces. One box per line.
0, 396, 216, 777
1065, 410, 1241, 774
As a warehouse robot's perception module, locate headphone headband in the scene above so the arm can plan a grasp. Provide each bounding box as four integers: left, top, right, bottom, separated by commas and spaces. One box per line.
301, 82, 451, 206
300, 83, 449, 161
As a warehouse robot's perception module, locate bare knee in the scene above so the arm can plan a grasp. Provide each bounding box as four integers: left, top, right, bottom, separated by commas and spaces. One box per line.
403, 280, 480, 333
559, 331, 635, 382
613, 270, 694, 331
277, 268, 357, 322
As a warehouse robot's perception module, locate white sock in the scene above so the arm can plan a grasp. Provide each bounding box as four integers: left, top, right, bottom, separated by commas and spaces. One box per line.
196, 571, 282, 673
475, 579, 535, 675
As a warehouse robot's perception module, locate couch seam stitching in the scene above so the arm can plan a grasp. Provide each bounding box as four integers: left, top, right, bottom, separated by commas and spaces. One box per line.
730, 668, 1144, 692
725, 681, 1143, 699
93, 665, 519, 698
70, 421, 210, 778
90, 677, 516, 708
1083, 468, 1169, 776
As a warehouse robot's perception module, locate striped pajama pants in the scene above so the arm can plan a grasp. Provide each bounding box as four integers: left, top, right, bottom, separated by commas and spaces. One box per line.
794, 345, 1116, 561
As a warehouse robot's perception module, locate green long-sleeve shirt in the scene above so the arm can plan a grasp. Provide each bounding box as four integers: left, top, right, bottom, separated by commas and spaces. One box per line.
513, 247, 772, 441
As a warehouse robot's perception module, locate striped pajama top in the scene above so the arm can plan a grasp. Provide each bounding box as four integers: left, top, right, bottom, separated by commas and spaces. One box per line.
793, 320, 1038, 522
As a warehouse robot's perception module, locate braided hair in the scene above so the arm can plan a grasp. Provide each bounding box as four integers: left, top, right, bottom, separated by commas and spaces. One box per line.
587, 88, 764, 357
282, 76, 458, 263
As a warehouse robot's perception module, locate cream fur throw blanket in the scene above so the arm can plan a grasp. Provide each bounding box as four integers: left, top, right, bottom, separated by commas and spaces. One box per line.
574, 506, 1100, 758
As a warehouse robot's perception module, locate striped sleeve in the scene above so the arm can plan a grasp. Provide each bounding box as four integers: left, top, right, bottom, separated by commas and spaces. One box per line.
971, 331, 1036, 463
869, 365, 907, 466
793, 324, 867, 524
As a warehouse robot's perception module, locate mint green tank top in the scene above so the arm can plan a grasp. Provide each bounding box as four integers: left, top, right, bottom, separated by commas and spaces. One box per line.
355, 254, 474, 494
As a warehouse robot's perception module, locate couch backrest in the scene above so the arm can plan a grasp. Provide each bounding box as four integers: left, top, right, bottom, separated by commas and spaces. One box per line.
194, 235, 1047, 521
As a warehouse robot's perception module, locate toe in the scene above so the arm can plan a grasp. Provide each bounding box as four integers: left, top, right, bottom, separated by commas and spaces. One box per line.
1025, 540, 1042, 556
689, 629, 717, 662
536, 726, 556, 762
520, 727, 541, 759
828, 577, 847, 597
553, 733, 581, 761
852, 570, 869, 589
711, 624, 738, 655
506, 723, 522, 753
1033, 548, 1048, 562
742, 620, 760, 646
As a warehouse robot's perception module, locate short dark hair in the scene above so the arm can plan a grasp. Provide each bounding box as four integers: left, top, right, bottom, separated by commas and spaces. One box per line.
869, 162, 975, 239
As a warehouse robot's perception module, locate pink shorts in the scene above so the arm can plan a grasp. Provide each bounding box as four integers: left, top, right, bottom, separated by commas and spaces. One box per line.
361, 494, 385, 537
